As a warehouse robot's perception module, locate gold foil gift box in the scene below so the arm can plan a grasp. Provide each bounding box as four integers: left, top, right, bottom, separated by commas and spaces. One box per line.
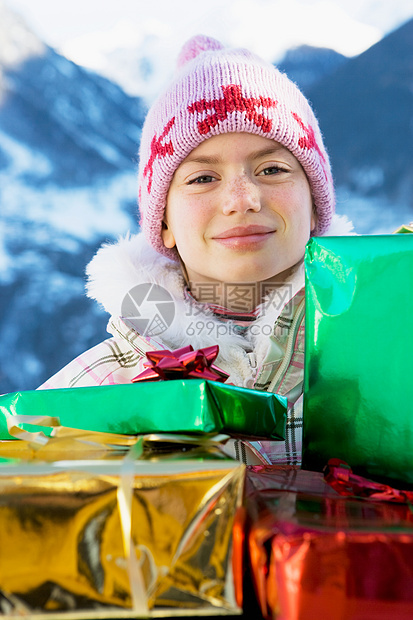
0, 451, 245, 618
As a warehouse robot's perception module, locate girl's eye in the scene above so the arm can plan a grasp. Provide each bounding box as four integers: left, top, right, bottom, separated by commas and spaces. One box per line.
259, 165, 287, 176
187, 175, 215, 184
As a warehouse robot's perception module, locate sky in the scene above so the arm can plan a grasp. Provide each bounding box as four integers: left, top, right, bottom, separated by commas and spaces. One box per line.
6, 0, 413, 65
4, 0, 413, 102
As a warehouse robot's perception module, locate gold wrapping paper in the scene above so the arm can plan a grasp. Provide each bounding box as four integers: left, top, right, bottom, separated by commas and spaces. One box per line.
0, 452, 245, 618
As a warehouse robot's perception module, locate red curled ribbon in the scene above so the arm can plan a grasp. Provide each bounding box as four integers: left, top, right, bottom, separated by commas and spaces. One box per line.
324, 458, 413, 504
131, 344, 230, 383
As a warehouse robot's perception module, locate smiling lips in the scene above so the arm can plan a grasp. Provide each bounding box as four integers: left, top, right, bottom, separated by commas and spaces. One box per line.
213, 225, 275, 249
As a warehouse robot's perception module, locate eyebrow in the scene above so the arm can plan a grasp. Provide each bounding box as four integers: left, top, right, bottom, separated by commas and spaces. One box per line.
182, 155, 222, 165
249, 146, 287, 159
182, 146, 286, 166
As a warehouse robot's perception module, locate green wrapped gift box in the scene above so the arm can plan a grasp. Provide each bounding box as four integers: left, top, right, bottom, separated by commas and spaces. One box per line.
303, 235, 413, 484
0, 379, 286, 441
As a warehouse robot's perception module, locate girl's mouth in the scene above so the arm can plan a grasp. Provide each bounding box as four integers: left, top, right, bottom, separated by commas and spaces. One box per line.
213, 225, 275, 249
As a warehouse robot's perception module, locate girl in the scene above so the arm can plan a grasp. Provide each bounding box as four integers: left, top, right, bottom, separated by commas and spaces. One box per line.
40, 35, 353, 464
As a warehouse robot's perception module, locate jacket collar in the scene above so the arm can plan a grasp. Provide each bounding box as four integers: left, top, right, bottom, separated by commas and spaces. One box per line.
85, 213, 354, 381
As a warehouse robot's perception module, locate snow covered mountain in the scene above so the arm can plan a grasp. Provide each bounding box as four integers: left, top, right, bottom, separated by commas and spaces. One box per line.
276, 23, 413, 234
277, 45, 348, 92
306, 17, 413, 233
0, 2, 146, 393
1, 2, 412, 393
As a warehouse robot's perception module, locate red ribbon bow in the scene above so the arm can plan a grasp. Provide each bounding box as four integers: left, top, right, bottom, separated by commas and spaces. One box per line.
324, 458, 413, 504
131, 345, 229, 383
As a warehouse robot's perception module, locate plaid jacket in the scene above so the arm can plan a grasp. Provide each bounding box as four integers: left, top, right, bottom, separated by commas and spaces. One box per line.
40, 287, 305, 466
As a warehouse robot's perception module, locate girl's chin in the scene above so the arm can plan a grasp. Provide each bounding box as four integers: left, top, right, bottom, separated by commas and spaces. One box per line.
196, 273, 281, 285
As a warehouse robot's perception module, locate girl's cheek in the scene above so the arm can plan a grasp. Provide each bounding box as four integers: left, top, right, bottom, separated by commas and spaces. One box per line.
187, 200, 214, 223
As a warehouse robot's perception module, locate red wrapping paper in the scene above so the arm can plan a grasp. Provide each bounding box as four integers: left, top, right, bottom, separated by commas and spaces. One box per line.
324, 458, 413, 504
132, 344, 230, 383
246, 466, 413, 620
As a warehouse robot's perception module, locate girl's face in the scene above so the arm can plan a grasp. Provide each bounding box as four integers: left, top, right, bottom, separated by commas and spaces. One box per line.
162, 132, 315, 289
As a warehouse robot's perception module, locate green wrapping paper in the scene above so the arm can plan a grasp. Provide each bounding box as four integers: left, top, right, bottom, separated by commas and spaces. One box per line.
303, 235, 413, 483
0, 379, 286, 441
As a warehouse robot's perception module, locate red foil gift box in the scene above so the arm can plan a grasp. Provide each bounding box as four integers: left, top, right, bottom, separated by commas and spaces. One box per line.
246, 465, 413, 620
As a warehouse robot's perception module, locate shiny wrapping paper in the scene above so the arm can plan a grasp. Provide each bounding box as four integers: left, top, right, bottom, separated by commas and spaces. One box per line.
0, 447, 245, 618
0, 379, 286, 442
131, 345, 230, 382
246, 465, 413, 620
303, 235, 413, 483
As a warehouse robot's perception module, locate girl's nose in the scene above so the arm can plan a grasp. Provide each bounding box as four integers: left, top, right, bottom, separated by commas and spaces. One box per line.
222, 177, 261, 215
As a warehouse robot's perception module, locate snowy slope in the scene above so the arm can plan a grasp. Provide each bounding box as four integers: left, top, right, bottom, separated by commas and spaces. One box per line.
0, 3, 145, 392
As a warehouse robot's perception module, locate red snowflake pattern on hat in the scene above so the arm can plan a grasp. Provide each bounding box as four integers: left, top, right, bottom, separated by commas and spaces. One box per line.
143, 117, 175, 193
292, 112, 328, 178
188, 84, 278, 135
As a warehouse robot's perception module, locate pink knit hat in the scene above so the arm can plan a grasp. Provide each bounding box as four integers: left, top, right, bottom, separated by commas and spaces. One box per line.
138, 35, 335, 259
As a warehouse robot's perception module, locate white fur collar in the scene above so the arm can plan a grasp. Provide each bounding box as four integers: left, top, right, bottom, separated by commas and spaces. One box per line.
86, 213, 354, 385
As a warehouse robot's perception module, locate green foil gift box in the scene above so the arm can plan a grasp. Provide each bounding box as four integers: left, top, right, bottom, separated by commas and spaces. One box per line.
303, 235, 413, 484
0, 379, 286, 442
